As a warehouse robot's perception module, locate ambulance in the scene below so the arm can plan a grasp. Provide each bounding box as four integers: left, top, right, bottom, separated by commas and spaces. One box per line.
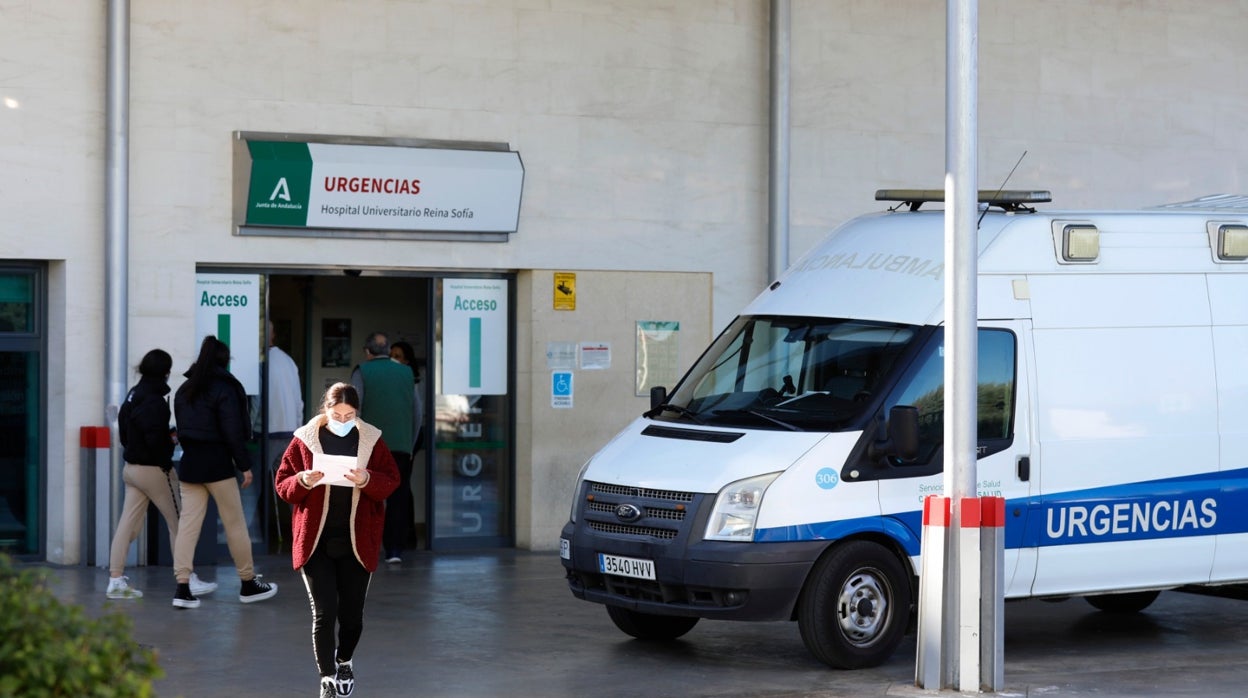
559, 190, 1248, 669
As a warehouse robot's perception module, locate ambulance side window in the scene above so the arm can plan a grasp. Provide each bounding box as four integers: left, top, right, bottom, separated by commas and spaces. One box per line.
883, 329, 1016, 465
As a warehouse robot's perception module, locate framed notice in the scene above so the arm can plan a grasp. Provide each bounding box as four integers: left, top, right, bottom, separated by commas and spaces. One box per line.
635, 321, 681, 396
322, 318, 352, 368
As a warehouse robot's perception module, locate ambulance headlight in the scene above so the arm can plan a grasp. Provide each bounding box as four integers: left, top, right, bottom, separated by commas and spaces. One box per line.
704, 472, 781, 542
569, 459, 592, 523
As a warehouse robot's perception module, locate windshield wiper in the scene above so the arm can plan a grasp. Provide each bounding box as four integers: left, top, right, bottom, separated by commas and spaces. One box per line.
715, 408, 801, 431
645, 403, 706, 424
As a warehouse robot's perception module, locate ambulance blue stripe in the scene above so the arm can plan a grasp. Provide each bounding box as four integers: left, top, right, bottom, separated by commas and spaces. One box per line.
754, 467, 1248, 556
753, 514, 922, 554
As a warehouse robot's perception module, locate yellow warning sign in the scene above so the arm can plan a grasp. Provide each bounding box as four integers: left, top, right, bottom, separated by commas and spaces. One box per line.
554, 272, 576, 310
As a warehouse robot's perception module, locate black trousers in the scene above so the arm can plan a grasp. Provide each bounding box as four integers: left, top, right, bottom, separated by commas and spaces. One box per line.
300, 539, 372, 677
382, 451, 414, 554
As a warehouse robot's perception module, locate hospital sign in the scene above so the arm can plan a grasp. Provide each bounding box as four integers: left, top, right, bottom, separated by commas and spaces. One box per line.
241, 139, 524, 234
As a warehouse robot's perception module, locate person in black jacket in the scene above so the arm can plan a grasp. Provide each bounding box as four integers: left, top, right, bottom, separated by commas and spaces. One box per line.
171, 336, 278, 609
107, 349, 217, 600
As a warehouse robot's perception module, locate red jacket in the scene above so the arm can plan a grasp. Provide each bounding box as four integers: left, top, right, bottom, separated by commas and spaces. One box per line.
274, 415, 400, 572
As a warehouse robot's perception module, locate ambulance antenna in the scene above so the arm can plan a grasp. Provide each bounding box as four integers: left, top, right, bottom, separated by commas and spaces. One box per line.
978, 150, 1028, 227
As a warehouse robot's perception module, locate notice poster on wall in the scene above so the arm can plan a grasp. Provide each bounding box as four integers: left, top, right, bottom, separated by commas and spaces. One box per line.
194, 273, 261, 394
441, 278, 508, 395
321, 318, 352, 368
636, 321, 680, 396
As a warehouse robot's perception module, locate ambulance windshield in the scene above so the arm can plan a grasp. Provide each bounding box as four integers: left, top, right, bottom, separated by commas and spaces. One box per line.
661, 316, 918, 431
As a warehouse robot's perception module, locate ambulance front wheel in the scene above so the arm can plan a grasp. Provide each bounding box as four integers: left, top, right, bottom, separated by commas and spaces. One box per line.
798, 540, 911, 669
606, 605, 699, 641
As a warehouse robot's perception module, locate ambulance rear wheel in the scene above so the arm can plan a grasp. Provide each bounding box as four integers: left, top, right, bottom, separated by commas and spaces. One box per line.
1085, 590, 1160, 613
606, 605, 699, 641
798, 540, 911, 669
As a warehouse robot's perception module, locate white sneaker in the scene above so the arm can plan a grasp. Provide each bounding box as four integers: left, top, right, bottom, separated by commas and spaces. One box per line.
335, 659, 355, 697
189, 572, 218, 596
106, 576, 142, 599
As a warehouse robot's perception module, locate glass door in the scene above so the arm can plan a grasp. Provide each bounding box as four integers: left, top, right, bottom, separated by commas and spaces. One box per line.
0, 267, 44, 558
430, 277, 513, 548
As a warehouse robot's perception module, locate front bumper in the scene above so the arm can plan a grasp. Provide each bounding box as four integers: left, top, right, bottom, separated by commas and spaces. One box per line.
560, 520, 827, 622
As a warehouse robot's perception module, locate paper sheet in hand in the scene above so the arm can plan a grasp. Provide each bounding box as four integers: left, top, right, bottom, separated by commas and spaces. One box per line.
311, 453, 357, 487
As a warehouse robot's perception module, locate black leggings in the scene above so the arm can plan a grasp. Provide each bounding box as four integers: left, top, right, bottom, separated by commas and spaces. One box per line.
300, 540, 372, 677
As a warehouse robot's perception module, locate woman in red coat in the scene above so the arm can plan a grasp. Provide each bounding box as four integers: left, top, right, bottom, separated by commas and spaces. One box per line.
275, 382, 399, 698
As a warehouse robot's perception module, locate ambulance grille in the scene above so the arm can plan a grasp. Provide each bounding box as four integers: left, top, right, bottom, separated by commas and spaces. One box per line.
589, 482, 695, 502
580, 481, 697, 542
585, 501, 686, 521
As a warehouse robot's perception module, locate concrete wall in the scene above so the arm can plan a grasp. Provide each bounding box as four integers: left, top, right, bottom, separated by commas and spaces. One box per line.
4, 0, 1248, 560
788, 0, 1248, 257
516, 269, 712, 549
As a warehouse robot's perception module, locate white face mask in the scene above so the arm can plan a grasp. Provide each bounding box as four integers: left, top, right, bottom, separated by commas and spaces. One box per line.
326, 419, 356, 437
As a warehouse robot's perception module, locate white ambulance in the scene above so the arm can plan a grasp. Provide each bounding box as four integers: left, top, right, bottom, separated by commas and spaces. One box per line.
559, 190, 1248, 669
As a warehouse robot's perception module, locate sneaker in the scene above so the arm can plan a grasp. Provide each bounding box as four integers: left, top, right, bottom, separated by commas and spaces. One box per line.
384, 549, 402, 564
334, 659, 355, 697
319, 677, 336, 698
106, 576, 142, 599
172, 582, 200, 609
239, 576, 278, 603
189, 572, 218, 596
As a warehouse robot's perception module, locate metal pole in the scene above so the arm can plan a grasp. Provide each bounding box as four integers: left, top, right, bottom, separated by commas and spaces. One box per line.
105, 0, 130, 551
768, 0, 791, 283
944, 0, 979, 688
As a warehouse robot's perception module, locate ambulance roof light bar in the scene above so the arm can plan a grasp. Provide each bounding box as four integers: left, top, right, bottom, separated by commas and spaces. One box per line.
875, 189, 1052, 213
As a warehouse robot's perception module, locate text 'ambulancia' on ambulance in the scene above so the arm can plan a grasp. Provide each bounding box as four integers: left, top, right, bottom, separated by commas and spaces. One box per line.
559, 190, 1248, 669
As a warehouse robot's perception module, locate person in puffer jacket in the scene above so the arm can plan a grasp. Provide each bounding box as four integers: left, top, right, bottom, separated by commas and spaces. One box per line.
106, 348, 179, 600
171, 335, 278, 609
275, 381, 399, 698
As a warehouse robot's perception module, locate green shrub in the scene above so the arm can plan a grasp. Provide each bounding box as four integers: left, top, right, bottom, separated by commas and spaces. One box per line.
0, 553, 161, 697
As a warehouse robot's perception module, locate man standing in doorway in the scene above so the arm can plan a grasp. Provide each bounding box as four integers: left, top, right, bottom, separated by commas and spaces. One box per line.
267, 320, 304, 547
350, 331, 415, 563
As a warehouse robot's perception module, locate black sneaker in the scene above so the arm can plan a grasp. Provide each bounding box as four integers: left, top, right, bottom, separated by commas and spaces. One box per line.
319, 677, 336, 698
239, 576, 278, 604
171, 582, 200, 609
334, 660, 355, 697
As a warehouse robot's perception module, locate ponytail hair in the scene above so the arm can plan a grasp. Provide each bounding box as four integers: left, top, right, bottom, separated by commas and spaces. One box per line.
182, 335, 230, 400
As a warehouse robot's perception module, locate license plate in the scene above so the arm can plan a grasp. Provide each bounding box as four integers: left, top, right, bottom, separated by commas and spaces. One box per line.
598, 553, 655, 580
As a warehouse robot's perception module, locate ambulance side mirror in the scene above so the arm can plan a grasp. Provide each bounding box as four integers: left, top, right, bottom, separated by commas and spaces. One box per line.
868, 405, 920, 462
650, 386, 667, 411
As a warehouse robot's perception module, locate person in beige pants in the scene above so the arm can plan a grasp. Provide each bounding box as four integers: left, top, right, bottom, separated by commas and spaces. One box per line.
173, 477, 257, 586
170, 336, 277, 608
107, 348, 216, 599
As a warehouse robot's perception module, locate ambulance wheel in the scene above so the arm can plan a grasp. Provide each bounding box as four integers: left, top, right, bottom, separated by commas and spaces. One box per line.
798, 540, 911, 669
606, 606, 699, 641
1085, 590, 1160, 614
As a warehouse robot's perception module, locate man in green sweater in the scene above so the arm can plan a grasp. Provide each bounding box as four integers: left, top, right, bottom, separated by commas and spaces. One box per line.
350, 331, 416, 563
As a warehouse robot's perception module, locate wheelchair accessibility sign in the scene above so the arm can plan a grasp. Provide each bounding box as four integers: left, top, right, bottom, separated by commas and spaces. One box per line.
552, 370, 574, 409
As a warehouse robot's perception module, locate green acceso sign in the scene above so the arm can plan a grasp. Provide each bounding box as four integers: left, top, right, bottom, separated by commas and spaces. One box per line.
238, 137, 524, 235
194, 273, 261, 394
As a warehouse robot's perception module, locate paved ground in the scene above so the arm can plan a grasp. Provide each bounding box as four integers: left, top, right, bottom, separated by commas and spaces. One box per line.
28, 550, 1248, 697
